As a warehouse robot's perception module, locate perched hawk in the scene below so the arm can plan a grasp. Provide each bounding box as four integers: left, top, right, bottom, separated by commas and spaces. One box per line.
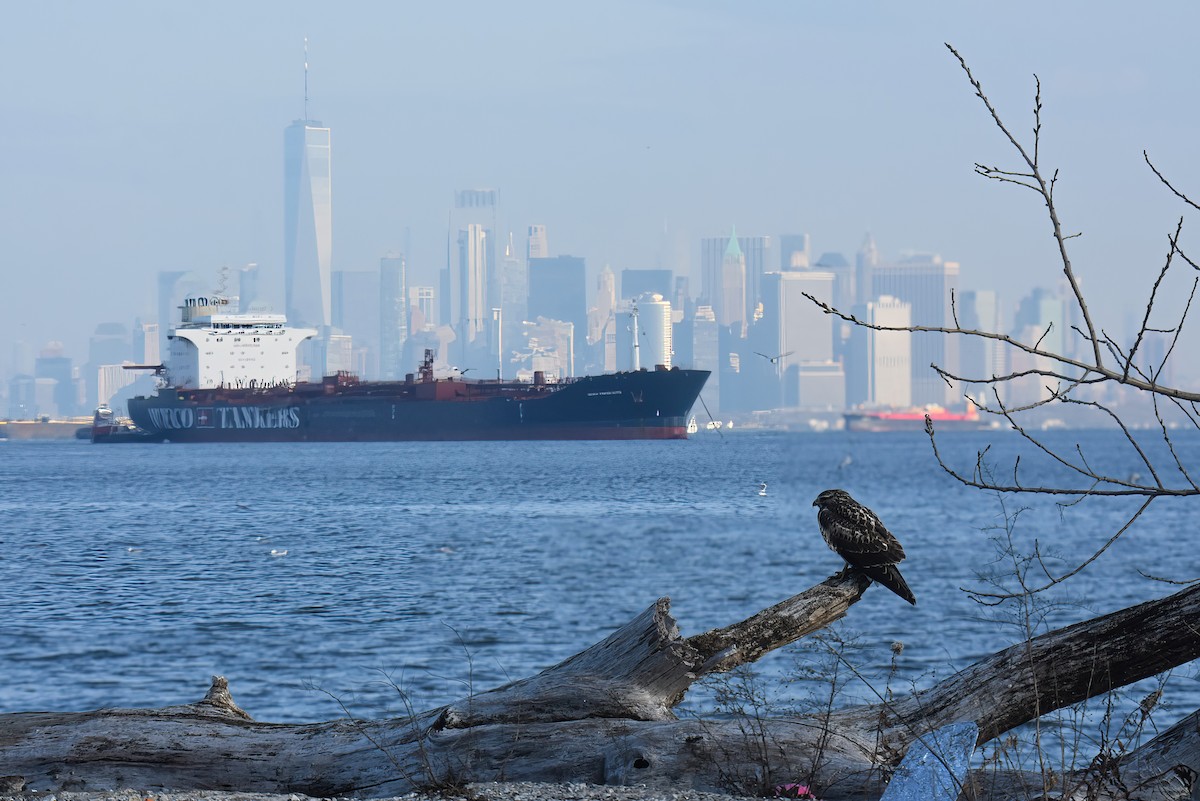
812, 489, 916, 605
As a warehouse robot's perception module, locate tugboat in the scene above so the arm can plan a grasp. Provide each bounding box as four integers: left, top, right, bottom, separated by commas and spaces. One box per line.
90, 405, 162, 444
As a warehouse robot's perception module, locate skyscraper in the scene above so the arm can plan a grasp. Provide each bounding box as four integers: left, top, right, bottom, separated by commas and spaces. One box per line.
815, 252, 854, 315
594, 265, 616, 331
327, 269, 378, 377
1008, 286, 1075, 406
134, 321, 159, 365
444, 189, 499, 357
616, 293, 673, 371
528, 255, 587, 375
527, 224, 549, 260
720, 232, 747, 338
958, 289, 1003, 402
589, 265, 616, 352
779, 233, 811, 270
34, 343, 75, 417
691, 305, 720, 412
457, 223, 489, 349
760, 270, 835, 367
498, 233, 527, 378
871, 253, 960, 405
637, 293, 673, 371
283, 119, 332, 328
701, 228, 770, 334
410, 287, 436, 333
1012, 286, 1072, 357
379, 254, 408, 380
701, 232, 728, 315
599, 268, 619, 372
672, 276, 691, 321
847, 296, 912, 408
739, 234, 771, 325
620, 269, 672, 301
758, 270, 840, 409
855, 234, 880, 307
84, 322, 130, 409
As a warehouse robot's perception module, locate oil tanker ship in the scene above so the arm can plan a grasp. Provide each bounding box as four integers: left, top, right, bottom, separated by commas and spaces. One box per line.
843, 403, 999, 433
101, 297, 709, 443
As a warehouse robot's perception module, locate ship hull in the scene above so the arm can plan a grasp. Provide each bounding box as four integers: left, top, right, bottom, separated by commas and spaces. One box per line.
124, 369, 709, 443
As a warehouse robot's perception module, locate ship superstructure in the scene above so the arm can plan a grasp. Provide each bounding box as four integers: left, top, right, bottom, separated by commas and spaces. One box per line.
166, 297, 317, 390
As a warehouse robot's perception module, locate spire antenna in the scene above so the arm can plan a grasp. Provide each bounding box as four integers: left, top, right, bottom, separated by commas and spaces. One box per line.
303, 37, 309, 121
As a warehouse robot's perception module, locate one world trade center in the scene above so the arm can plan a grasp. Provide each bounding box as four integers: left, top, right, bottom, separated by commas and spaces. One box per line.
283, 118, 332, 329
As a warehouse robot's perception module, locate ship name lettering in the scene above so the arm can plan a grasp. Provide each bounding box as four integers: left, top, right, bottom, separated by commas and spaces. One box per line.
587, 390, 622, 397
148, 407, 195, 429
216, 406, 301, 429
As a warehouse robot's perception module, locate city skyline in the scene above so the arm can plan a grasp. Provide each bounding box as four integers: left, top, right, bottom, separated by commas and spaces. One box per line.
2, 224, 1090, 420
4, 3, 1200, 387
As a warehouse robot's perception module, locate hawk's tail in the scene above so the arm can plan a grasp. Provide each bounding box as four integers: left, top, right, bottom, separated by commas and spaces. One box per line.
859, 564, 916, 605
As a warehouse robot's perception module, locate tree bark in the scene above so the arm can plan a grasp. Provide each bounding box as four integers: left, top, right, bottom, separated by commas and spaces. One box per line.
964, 708, 1200, 801
1, 576, 1196, 801
836, 582, 1200, 749
437, 570, 872, 730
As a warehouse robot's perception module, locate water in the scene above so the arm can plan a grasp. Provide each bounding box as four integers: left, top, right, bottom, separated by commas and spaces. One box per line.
1, 430, 1196, 744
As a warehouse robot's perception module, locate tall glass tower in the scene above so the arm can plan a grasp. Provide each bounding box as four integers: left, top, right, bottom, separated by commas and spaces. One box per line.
284, 119, 332, 328
379, 254, 408, 380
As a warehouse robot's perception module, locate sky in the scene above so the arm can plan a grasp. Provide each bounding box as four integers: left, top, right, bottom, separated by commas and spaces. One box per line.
3, 1, 1200, 377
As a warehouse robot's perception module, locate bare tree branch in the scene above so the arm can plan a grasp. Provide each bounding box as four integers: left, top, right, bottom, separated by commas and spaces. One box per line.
803, 291, 1200, 405
1127, 218, 1186, 381
1145, 150, 1200, 212
946, 43, 1103, 367
963, 497, 1154, 601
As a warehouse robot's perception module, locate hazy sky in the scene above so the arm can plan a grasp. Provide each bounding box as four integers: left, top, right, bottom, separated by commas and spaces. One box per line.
4, 1, 1200, 374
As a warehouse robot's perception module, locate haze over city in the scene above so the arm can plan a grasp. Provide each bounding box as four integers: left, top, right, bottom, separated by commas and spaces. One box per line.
4, 1, 1200, 398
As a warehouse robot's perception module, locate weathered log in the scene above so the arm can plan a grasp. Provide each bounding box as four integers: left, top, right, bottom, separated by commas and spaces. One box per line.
964, 708, 1200, 801
1, 577, 1197, 801
438, 570, 871, 728
874, 581, 1200, 747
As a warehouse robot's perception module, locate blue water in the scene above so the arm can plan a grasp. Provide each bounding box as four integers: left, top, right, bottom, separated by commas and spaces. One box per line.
1, 430, 1196, 743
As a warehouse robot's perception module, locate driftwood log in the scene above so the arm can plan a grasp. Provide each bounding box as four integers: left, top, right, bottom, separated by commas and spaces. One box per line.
2, 573, 1198, 801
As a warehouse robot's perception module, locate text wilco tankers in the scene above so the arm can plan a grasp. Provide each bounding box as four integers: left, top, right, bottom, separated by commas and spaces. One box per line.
146, 406, 302, 430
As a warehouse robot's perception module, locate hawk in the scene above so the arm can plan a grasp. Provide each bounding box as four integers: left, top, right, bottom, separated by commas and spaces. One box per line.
812, 489, 916, 605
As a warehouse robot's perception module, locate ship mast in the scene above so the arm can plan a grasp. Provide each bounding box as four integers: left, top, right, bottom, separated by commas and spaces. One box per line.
630, 300, 641, 371
492, 306, 502, 380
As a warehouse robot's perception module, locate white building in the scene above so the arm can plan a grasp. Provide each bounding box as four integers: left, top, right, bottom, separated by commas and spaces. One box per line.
457, 223, 489, 345
527, 224, 549, 260
847, 295, 912, 408
616, 293, 672, 371
761, 270, 836, 370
